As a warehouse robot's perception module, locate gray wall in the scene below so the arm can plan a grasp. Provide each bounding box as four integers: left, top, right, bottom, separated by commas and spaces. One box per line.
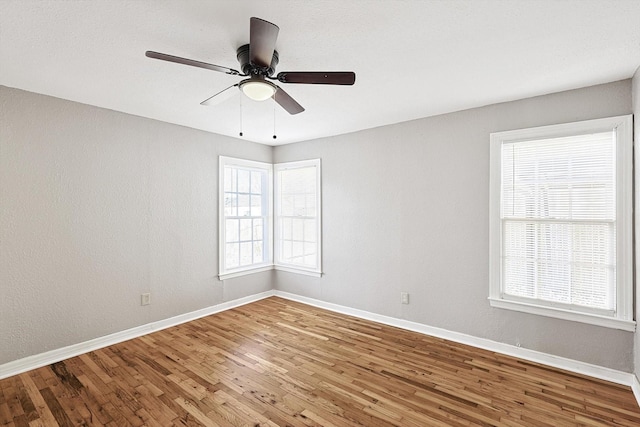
273, 80, 634, 372
0, 86, 273, 364
634, 66, 640, 381
1, 80, 636, 373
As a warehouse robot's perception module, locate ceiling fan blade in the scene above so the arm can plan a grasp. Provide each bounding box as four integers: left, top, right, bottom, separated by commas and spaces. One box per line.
146, 51, 241, 75
276, 71, 356, 85
200, 84, 239, 106
249, 17, 279, 68
273, 86, 304, 115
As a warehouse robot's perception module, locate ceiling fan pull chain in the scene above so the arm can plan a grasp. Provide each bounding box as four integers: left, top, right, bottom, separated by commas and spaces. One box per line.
273, 103, 277, 140
239, 95, 244, 137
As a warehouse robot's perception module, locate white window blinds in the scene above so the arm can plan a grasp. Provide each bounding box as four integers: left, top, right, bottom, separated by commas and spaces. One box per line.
500, 132, 616, 313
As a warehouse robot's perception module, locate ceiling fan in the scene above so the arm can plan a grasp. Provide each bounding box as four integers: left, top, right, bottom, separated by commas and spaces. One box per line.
146, 17, 356, 115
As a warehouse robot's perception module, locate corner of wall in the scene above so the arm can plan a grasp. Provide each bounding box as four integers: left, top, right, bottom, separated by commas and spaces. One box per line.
633, 63, 640, 382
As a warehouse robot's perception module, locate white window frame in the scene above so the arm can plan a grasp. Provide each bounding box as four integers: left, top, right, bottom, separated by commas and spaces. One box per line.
489, 115, 634, 331
218, 156, 273, 280
218, 157, 323, 280
274, 159, 322, 277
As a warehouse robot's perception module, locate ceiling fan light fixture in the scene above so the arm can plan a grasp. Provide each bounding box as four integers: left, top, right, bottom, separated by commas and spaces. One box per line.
239, 79, 277, 101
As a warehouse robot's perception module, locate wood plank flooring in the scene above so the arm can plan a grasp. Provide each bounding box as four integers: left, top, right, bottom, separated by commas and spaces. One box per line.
1, 296, 639, 426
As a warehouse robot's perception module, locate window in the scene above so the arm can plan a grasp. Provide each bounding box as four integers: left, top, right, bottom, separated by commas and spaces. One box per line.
489, 115, 633, 331
218, 157, 322, 279
219, 157, 272, 280
275, 159, 322, 276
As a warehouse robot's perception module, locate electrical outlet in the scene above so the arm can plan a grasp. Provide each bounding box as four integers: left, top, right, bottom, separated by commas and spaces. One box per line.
141, 293, 151, 306
401, 292, 409, 304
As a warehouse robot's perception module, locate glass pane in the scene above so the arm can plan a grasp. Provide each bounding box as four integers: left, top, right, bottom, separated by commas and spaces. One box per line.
294, 195, 306, 216
240, 219, 252, 241
283, 241, 292, 260
224, 193, 237, 216
240, 242, 252, 266
253, 241, 263, 263
306, 194, 316, 216
238, 169, 250, 193
251, 171, 262, 194
253, 219, 263, 241
304, 219, 316, 243
238, 194, 251, 216
292, 219, 304, 241
282, 218, 292, 240
502, 132, 615, 221
281, 195, 294, 216
304, 242, 316, 258
292, 241, 304, 259
224, 166, 232, 192
225, 219, 239, 242
225, 243, 239, 269
251, 195, 262, 217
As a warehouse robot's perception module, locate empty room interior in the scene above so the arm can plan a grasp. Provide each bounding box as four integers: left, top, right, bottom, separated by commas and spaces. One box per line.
3, 1, 640, 426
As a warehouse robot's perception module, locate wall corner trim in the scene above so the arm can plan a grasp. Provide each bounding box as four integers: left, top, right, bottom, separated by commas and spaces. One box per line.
0, 291, 276, 380
274, 291, 639, 399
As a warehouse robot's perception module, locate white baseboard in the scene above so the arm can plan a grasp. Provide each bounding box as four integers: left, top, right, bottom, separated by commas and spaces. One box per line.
274, 291, 638, 391
0, 291, 275, 380
632, 374, 640, 407
3, 289, 639, 411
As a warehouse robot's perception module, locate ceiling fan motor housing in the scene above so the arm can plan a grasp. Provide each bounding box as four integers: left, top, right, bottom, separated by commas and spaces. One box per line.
236, 44, 279, 76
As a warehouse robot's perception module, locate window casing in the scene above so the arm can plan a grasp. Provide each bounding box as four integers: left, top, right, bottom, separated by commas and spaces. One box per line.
219, 157, 322, 280
489, 115, 634, 331
274, 159, 322, 276
219, 157, 272, 280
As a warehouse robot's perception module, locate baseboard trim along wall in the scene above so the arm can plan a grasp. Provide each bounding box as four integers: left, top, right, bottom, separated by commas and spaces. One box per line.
2, 289, 639, 410
0, 291, 274, 380
274, 291, 638, 391
633, 374, 640, 407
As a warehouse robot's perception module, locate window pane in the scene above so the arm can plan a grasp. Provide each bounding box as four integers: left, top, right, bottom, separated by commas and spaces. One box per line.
240, 242, 252, 266
283, 241, 292, 260
292, 219, 304, 241
282, 218, 292, 240
502, 132, 615, 221
238, 194, 250, 216
304, 242, 317, 258
251, 171, 262, 194
238, 169, 250, 193
294, 195, 306, 216
304, 219, 316, 242
253, 218, 263, 241
253, 241, 263, 263
224, 167, 233, 192
225, 219, 239, 243
224, 193, 237, 216
292, 241, 304, 259
281, 195, 294, 216
251, 195, 262, 217
240, 219, 252, 241
306, 194, 316, 216
225, 243, 239, 269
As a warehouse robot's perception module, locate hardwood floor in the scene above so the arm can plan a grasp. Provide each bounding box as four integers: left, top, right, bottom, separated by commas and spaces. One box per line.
1, 297, 639, 426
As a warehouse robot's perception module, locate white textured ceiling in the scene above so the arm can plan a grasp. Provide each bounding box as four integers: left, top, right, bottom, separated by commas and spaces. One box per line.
2, 1, 640, 146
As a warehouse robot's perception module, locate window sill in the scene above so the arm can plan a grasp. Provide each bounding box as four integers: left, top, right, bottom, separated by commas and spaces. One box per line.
274, 266, 322, 278
219, 265, 273, 281
488, 297, 636, 332
219, 265, 323, 280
